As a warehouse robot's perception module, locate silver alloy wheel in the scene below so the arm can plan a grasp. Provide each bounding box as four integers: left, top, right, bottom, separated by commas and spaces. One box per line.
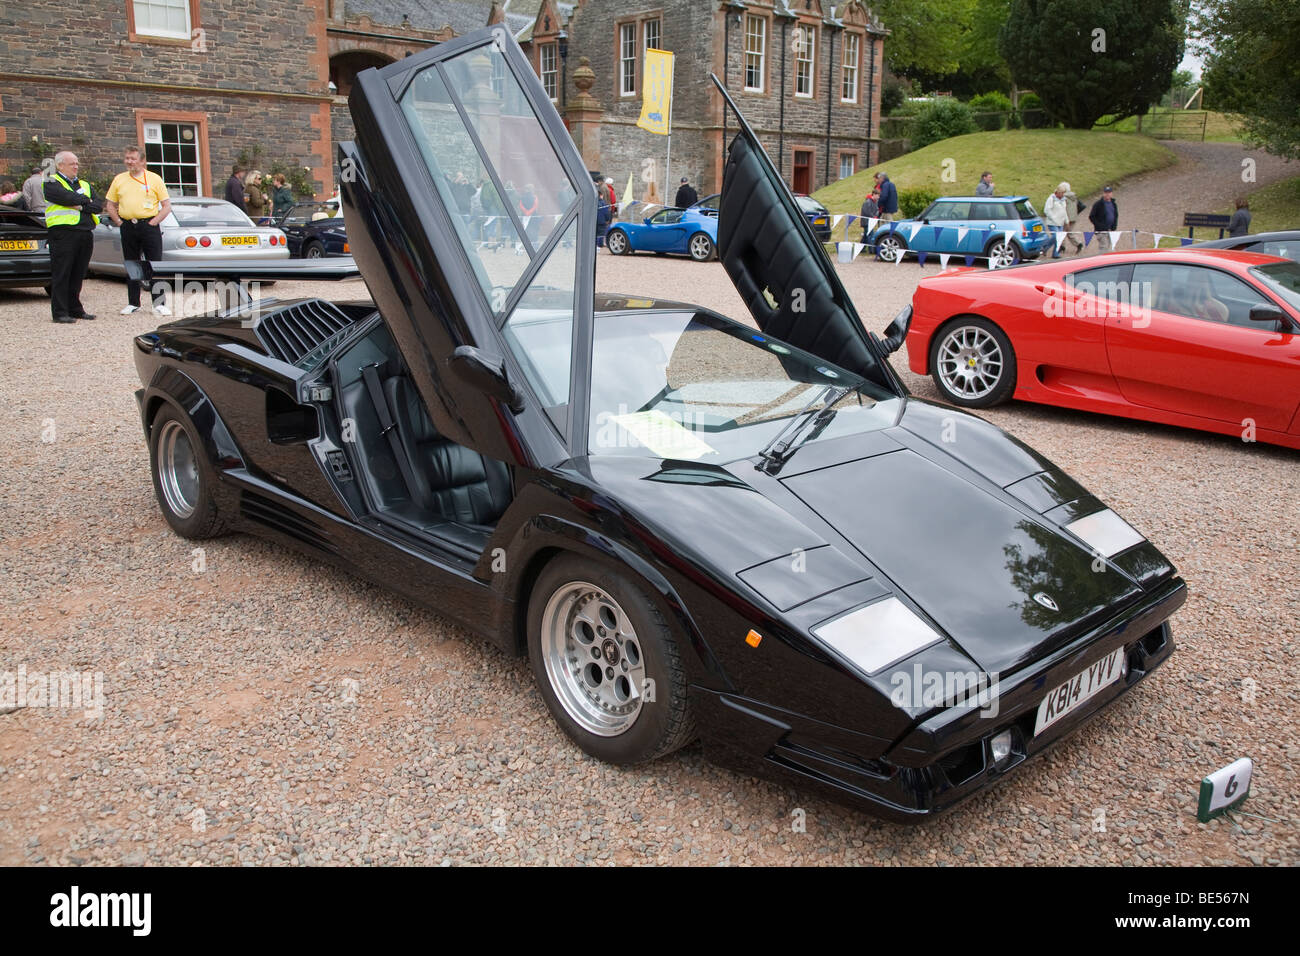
305, 243, 325, 259
936, 325, 1005, 400
540, 581, 646, 736
987, 239, 1020, 269
689, 233, 713, 261
876, 235, 905, 262
606, 230, 628, 254
157, 419, 199, 519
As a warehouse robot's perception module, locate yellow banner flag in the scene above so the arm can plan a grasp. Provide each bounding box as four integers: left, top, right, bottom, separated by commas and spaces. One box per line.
636, 49, 674, 136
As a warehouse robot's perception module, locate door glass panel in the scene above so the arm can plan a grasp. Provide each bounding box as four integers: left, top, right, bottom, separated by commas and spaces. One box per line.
502, 217, 578, 410
1133, 263, 1269, 328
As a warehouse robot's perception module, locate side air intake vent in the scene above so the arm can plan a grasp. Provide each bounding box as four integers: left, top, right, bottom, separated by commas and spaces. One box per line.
239, 491, 338, 555
254, 299, 357, 365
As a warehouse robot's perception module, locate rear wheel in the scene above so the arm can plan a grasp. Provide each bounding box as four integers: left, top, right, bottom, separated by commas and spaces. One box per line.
303, 240, 325, 259
929, 317, 1017, 408
875, 233, 908, 263
605, 229, 631, 255
688, 232, 715, 262
528, 554, 694, 765
149, 405, 229, 539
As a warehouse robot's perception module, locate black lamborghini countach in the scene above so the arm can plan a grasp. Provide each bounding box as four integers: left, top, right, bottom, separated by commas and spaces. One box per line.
132, 27, 1185, 821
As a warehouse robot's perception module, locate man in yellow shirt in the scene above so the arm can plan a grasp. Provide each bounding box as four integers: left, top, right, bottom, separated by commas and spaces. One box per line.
105, 145, 172, 315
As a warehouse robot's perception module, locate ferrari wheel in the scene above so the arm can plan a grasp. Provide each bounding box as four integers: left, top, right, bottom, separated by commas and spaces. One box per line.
528, 554, 695, 764
303, 240, 325, 259
149, 405, 228, 539
875, 233, 907, 263
606, 229, 630, 255
930, 317, 1017, 408
985, 238, 1022, 269
688, 232, 715, 262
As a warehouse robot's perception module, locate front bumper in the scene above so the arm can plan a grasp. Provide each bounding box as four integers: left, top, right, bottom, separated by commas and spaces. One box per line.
695, 576, 1185, 822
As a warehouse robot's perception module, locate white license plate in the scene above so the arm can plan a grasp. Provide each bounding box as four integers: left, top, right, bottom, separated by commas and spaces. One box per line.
1034, 648, 1125, 735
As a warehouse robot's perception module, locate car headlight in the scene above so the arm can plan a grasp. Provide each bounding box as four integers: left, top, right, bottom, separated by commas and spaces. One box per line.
1066, 508, 1144, 557
812, 597, 942, 675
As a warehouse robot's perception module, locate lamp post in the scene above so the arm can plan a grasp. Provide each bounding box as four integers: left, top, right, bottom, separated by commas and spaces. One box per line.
558, 30, 568, 110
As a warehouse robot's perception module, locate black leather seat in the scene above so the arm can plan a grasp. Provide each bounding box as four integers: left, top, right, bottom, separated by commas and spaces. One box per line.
382, 376, 513, 527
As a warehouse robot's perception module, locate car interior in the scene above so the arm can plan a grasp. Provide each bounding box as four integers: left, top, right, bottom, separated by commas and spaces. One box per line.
331, 320, 513, 557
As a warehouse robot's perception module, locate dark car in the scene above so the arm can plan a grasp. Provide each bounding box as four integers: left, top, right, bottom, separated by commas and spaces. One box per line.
1191, 230, 1300, 263
131, 28, 1185, 821
276, 201, 349, 258
796, 194, 833, 243
0, 206, 51, 290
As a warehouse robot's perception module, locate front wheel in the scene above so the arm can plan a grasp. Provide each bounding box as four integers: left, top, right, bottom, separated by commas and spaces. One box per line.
984, 237, 1022, 269
605, 229, 631, 255
688, 232, 715, 262
303, 240, 325, 259
149, 405, 229, 539
875, 233, 908, 263
929, 317, 1017, 408
527, 554, 695, 765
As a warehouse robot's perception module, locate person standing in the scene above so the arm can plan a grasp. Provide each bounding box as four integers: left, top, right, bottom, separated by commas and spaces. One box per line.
224, 163, 247, 212
23, 166, 48, 214
1043, 181, 1081, 257
875, 171, 898, 222
270, 173, 294, 219
1089, 185, 1118, 251
674, 176, 697, 208
859, 188, 880, 241
43, 151, 103, 324
105, 145, 172, 315
244, 170, 268, 223
975, 171, 995, 196
1228, 197, 1251, 237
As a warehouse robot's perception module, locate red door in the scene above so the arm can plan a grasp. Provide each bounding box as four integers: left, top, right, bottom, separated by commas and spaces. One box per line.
1104, 262, 1300, 432
792, 150, 812, 194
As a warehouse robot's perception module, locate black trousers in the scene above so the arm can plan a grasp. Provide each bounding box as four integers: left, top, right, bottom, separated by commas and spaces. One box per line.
120, 219, 164, 306
47, 228, 94, 320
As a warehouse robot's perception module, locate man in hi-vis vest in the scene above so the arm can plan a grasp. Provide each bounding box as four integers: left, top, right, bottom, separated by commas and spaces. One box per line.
43, 151, 103, 324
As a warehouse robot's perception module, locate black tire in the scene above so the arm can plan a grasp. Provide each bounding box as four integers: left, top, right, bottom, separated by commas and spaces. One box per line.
148, 405, 229, 539
687, 232, 715, 262
875, 232, 908, 262
527, 554, 695, 765
303, 240, 325, 259
605, 229, 631, 255
984, 236, 1022, 269
928, 316, 1017, 408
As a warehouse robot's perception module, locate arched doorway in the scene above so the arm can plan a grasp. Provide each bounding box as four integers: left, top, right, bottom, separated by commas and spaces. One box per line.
330, 50, 394, 97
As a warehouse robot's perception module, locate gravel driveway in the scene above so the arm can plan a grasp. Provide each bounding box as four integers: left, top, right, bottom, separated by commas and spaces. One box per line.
1, 238, 1296, 865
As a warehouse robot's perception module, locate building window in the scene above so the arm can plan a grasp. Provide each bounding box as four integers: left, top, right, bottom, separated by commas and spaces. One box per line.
839, 153, 857, 180
795, 24, 815, 98
644, 17, 661, 53
540, 42, 558, 101
132, 0, 192, 40
842, 33, 860, 103
744, 15, 766, 92
143, 119, 201, 196
619, 22, 637, 96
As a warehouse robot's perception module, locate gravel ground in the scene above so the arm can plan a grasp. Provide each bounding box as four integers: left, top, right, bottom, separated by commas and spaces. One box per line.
0, 236, 1296, 866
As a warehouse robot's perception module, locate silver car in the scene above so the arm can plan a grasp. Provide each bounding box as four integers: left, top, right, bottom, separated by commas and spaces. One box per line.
89, 197, 289, 276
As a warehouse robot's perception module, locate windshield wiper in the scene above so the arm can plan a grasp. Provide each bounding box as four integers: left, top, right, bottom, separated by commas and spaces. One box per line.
756, 384, 853, 474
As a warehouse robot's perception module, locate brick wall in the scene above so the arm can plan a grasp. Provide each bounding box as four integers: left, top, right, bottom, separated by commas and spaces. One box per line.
0, 0, 334, 196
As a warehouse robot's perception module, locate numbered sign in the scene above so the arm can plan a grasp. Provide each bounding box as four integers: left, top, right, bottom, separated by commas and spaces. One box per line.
1196, 757, 1252, 822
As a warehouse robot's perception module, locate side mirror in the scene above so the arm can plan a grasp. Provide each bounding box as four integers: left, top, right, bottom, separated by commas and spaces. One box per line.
1248, 303, 1288, 327
449, 345, 525, 413
880, 305, 913, 354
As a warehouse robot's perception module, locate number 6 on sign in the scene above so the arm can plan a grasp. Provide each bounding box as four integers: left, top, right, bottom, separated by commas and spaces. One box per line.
1196, 757, 1253, 822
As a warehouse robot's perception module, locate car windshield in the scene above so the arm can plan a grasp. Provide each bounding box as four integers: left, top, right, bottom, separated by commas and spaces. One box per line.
1250, 261, 1300, 312
584, 311, 899, 461
172, 203, 254, 227
796, 196, 824, 214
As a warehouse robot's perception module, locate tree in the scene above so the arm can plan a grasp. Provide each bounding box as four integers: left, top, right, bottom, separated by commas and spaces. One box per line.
999, 0, 1182, 128
1197, 0, 1300, 158
873, 0, 977, 75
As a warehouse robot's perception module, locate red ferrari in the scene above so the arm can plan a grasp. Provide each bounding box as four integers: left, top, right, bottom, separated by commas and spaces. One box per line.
894, 249, 1300, 450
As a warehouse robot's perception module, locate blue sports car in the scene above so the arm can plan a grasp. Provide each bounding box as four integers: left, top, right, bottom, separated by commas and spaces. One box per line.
605, 205, 718, 261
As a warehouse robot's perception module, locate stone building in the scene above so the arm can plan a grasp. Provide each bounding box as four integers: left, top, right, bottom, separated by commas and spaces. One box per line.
0, 0, 884, 202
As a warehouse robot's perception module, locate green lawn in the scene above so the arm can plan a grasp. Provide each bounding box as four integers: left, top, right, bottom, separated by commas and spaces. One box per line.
1093, 109, 1245, 144
813, 129, 1176, 214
